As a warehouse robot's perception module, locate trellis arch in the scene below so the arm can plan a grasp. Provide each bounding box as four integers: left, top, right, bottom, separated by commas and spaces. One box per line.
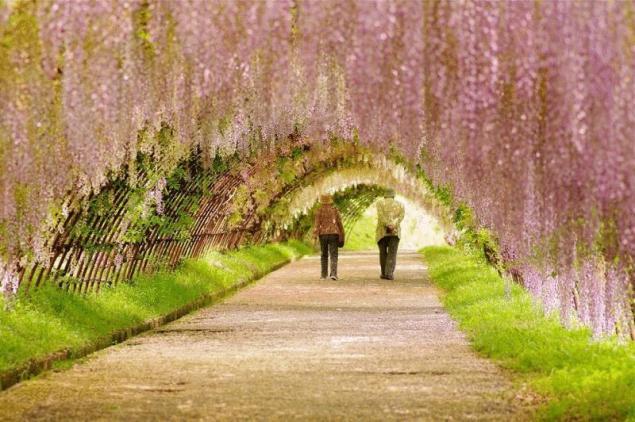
269, 162, 450, 232
17, 142, 445, 294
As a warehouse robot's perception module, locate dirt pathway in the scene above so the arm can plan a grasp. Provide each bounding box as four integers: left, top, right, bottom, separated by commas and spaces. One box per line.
0, 251, 534, 421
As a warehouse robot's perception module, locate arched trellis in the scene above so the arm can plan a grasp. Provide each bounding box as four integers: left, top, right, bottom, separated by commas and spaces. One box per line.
264, 163, 449, 249
17, 143, 444, 294
338, 187, 388, 237
281, 184, 390, 243
264, 161, 451, 237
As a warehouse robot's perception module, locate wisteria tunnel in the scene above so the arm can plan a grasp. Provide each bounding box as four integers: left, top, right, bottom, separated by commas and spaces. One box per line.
15, 144, 442, 294
0, 0, 634, 419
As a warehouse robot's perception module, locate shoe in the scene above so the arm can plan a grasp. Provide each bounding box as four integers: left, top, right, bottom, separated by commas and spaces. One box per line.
380, 275, 387, 280
320, 276, 326, 280
330, 275, 338, 280
385, 275, 394, 280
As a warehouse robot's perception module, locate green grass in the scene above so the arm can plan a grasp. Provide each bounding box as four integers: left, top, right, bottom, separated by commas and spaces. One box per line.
343, 212, 377, 251
0, 241, 311, 380
421, 246, 635, 421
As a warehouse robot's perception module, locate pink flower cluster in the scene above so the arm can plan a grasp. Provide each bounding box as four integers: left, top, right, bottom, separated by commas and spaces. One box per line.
0, 1, 632, 335
417, 1, 634, 337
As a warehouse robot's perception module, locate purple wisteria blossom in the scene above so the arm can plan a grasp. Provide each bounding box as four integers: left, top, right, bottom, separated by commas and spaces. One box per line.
0, 0, 633, 336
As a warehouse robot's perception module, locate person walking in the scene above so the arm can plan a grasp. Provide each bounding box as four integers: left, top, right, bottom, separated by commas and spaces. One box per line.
314, 194, 345, 280
376, 189, 405, 280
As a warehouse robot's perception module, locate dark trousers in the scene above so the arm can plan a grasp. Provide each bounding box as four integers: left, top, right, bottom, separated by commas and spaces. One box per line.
319, 234, 339, 278
378, 236, 400, 278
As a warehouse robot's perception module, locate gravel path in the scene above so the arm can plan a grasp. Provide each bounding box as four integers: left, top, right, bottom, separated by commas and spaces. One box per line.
0, 251, 535, 421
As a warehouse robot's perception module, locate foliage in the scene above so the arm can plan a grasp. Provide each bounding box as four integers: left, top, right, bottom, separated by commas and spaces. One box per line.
0, 241, 311, 379
421, 246, 635, 421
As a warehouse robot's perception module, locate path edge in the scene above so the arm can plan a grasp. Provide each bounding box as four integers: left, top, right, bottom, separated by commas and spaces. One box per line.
0, 255, 304, 392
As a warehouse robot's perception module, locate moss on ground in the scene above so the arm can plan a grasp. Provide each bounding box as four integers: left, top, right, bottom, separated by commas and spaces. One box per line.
421, 245, 635, 421
0, 241, 311, 377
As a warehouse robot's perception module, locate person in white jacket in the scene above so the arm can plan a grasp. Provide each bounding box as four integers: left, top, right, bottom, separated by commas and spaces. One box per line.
375, 189, 405, 280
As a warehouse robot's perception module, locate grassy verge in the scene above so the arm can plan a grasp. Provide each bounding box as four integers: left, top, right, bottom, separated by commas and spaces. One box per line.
343, 212, 377, 251
0, 241, 311, 385
421, 246, 635, 421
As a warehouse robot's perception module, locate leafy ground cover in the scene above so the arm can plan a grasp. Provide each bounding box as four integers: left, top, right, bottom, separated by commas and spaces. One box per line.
421, 246, 635, 421
0, 241, 311, 377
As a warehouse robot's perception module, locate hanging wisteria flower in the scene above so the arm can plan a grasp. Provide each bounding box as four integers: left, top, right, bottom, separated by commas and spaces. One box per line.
0, 0, 632, 337
0, 261, 19, 301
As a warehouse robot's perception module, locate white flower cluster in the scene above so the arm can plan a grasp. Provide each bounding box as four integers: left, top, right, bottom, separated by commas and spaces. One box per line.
0, 260, 19, 300
147, 177, 167, 216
